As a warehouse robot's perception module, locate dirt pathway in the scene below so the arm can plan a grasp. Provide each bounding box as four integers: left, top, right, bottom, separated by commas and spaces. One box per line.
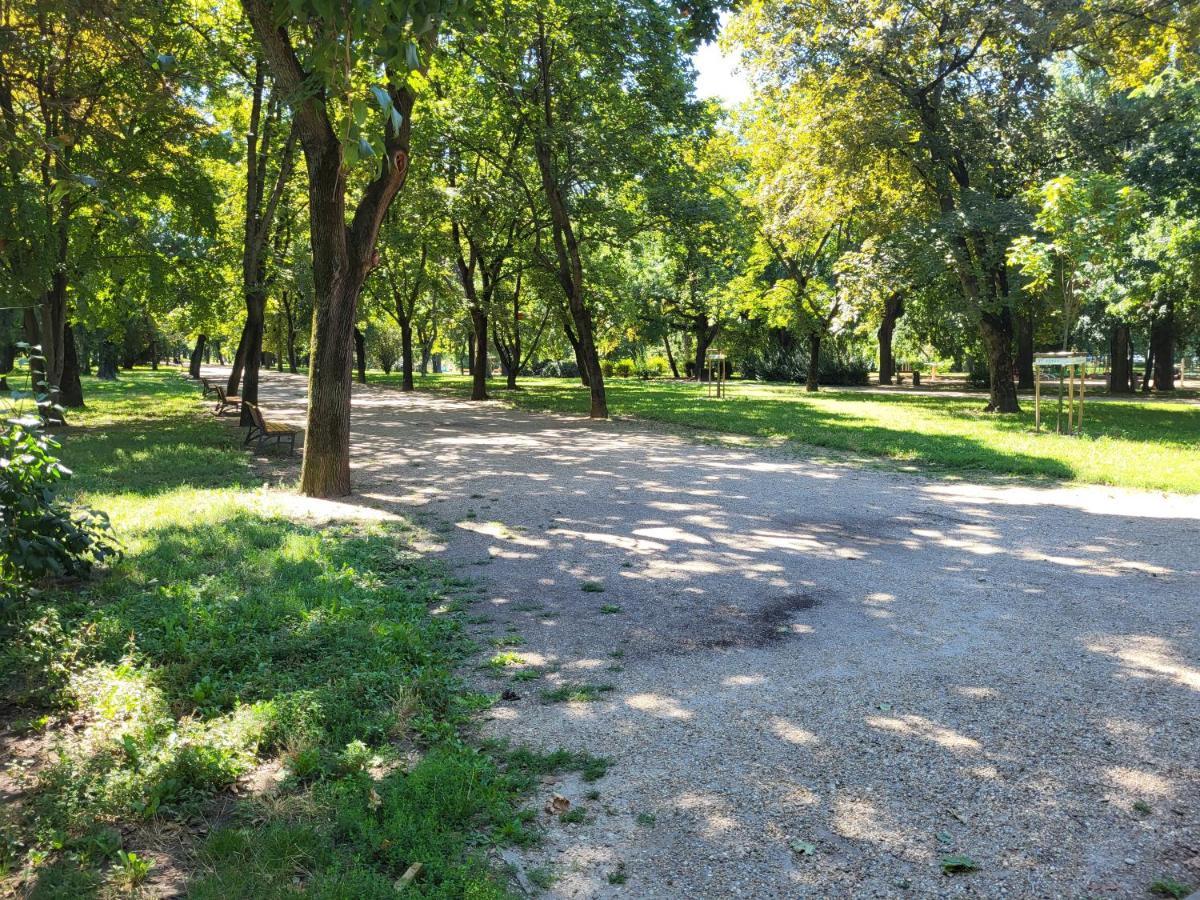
229, 369, 1200, 898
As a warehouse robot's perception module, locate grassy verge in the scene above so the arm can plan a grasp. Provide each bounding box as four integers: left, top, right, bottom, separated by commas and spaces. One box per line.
370, 372, 1200, 494
0, 371, 595, 898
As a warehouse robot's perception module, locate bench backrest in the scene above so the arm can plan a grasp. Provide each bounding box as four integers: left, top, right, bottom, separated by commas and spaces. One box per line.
248, 404, 267, 429
215, 385, 229, 401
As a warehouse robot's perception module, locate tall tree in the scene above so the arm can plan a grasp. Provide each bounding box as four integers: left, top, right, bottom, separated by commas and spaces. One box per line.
240, 0, 461, 497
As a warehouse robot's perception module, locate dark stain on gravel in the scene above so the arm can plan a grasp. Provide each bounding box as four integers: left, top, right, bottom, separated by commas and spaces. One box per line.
673, 590, 830, 653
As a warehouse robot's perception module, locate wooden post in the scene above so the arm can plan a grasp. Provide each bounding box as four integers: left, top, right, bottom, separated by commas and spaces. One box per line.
1077, 362, 1084, 430
1034, 366, 1041, 432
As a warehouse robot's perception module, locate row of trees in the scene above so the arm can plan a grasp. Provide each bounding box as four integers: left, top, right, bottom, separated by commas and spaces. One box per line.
1, 0, 1197, 496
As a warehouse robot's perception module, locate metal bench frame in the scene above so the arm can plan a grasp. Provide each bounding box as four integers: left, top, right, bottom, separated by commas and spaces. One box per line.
244, 403, 300, 456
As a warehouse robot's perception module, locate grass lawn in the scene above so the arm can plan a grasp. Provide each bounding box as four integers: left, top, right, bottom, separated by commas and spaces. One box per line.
1, 370, 599, 898
370, 372, 1200, 494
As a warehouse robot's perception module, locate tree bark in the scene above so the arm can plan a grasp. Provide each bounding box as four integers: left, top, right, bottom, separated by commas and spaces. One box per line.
805, 331, 821, 393
354, 326, 367, 384
59, 322, 84, 408
470, 308, 488, 400
1016, 307, 1035, 390
1108, 323, 1133, 394
239, 296, 267, 424
877, 293, 904, 385
663, 333, 679, 379
561, 314, 589, 386
978, 309, 1019, 412
1142, 338, 1154, 393
1150, 303, 1175, 392
693, 317, 718, 383
227, 323, 249, 396
400, 321, 415, 391
189, 334, 207, 378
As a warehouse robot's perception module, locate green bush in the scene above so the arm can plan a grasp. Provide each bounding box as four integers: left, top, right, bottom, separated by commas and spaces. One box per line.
1, 349, 118, 592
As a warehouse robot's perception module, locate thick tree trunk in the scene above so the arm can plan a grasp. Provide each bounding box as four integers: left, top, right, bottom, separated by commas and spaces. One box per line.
466, 331, 476, 377
59, 322, 84, 408
189, 334, 207, 378
419, 342, 431, 375
978, 310, 1020, 412
400, 321, 414, 391
1150, 305, 1174, 392
805, 332, 821, 393
1108, 323, 1133, 394
561, 314, 589, 387
1016, 309, 1035, 390
877, 293, 904, 385
354, 326, 367, 384
470, 308, 488, 400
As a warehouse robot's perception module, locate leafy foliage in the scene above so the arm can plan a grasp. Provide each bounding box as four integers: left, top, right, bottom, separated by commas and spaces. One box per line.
0, 348, 117, 593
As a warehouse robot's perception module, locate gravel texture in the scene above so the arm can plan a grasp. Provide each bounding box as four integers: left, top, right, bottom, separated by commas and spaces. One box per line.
234, 369, 1200, 898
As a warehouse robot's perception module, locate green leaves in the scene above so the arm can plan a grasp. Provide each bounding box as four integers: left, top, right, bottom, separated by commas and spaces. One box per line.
939, 855, 978, 875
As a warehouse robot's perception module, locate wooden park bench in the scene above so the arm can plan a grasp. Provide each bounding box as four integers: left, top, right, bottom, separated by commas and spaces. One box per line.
244, 404, 301, 456
199, 376, 218, 398
213, 385, 242, 416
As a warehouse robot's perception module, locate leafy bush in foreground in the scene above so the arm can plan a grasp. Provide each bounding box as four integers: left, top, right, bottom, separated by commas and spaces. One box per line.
0, 348, 118, 592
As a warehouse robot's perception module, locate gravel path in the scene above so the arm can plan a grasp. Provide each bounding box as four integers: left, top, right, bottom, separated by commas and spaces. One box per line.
228, 369, 1200, 898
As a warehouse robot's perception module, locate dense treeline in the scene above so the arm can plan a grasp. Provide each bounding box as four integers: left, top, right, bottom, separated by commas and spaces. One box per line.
1, 0, 1196, 494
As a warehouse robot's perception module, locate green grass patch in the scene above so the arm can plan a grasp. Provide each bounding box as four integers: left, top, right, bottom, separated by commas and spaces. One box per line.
0, 370, 597, 898
540, 683, 615, 704
379, 374, 1200, 494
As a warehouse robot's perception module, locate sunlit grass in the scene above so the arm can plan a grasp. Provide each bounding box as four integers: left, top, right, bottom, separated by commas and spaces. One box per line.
0, 370, 587, 897
377, 373, 1200, 494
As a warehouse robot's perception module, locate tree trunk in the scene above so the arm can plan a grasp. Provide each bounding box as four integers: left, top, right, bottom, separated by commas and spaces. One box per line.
466, 331, 476, 376
59, 322, 84, 408
1108, 323, 1133, 394
36, 223, 69, 407
805, 331, 821, 393
1016, 308, 1035, 390
354, 326, 367, 384
978, 310, 1020, 412
1142, 338, 1155, 393
532, 23, 606, 417
470, 308, 488, 400
239, 294, 267, 425
1150, 304, 1175, 392
400, 321, 415, 391
420, 343, 430, 375
877, 293, 904, 385
693, 318, 717, 383
663, 334, 679, 379
227, 323, 249, 395
97, 340, 119, 380
189, 334, 207, 378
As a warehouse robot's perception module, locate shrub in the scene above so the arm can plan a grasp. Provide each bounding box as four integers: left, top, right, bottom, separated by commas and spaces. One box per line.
0, 347, 118, 592
533, 359, 580, 379
740, 341, 869, 386
368, 323, 403, 374
611, 358, 636, 378
641, 355, 670, 378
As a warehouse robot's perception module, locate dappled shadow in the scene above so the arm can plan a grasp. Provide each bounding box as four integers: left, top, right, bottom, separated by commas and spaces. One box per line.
56, 372, 261, 498
222, 367, 1200, 896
